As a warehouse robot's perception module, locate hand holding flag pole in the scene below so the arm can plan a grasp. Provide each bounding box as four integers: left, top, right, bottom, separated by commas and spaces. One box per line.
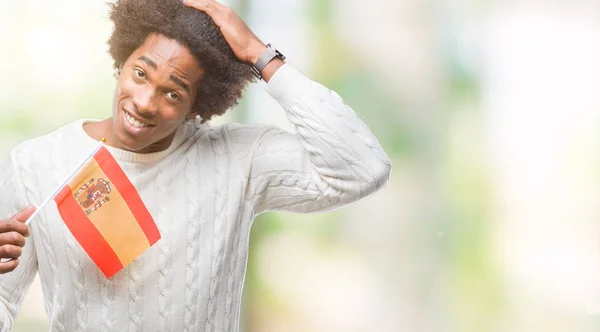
1, 138, 161, 278
0, 142, 104, 265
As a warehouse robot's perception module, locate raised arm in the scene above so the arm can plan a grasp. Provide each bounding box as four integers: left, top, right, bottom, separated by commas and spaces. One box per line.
184, 0, 392, 213
235, 64, 391, 213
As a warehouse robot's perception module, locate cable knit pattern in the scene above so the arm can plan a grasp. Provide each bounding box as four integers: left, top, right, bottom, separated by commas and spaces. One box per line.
65, 234, 87, 331
50, 133, 88, 332
184, 136, 202, 331
224, 193, 242, 331
157, 157, 175, 332
0, 63, 391, 332
99, 273, 115, 332
205, 130, 229, 331
20, 148, 67, 332
127, 260, 143, 331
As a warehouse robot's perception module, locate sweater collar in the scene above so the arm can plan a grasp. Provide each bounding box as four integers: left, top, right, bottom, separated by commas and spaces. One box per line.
73, 118, 206, 163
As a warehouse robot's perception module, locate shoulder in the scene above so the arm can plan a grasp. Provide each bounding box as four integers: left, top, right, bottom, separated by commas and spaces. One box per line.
201, 122, 278, 146
204, 122, 279, 167
10, 120, 85, 164
221, 123, 277, 143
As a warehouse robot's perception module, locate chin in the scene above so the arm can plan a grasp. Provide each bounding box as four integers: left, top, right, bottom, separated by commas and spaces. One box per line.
112, 122, 151, 152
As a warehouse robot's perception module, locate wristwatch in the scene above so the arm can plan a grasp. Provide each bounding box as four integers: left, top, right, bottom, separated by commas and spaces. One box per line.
251, 44, 286, 80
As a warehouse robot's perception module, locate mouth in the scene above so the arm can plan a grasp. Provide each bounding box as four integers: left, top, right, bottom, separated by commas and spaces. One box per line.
121, 110, 155, 135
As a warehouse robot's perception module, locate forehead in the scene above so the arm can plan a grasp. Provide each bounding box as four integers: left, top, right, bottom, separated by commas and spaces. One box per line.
130, 33, 203, 83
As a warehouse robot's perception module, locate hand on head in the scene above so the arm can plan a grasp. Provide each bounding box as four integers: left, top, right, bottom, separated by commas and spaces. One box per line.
182, 0, 266, 64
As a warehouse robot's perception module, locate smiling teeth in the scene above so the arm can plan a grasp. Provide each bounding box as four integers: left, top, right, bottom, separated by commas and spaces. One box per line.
125, 113, 148, 128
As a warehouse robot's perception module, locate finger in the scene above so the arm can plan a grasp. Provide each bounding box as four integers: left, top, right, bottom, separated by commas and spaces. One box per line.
183, 0, 228, 18
201, 0, 228, 9
2, 206, 35, 237
0, 245, 22, 260
182, 0, 211, 11
0, 220, 30, 238
0, 258, 19, 274
0, 218, 30, 238
12, 206, 36, 223
0, 232, 26, 247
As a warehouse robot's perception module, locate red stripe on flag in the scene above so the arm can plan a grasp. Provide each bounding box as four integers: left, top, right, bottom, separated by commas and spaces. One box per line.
94, 147, 161, 245
55, 185, 124, 278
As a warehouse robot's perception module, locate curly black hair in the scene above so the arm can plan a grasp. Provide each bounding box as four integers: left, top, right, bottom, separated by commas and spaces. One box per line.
107, 0, 255, 121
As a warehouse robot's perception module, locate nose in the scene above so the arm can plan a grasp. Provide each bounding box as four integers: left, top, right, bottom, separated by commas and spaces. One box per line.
132, 87, 158, 116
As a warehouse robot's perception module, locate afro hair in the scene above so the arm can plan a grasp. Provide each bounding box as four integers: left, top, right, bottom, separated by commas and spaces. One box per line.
107, 0, 255, 121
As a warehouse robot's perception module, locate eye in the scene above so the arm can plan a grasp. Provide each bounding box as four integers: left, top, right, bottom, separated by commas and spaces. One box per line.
133, 68, 146, 81
166, 91, 181, 101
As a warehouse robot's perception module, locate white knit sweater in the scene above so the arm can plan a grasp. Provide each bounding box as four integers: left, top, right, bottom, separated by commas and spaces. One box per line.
0, 64, 391, 331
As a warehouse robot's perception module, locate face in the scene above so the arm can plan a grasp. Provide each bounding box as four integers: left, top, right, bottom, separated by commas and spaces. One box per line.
112, 33, 204, 153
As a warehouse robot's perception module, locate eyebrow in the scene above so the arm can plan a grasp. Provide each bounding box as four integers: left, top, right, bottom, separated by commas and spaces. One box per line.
138, 56, 157, 69
137, 56, 191, 95
168, 75, 190, 95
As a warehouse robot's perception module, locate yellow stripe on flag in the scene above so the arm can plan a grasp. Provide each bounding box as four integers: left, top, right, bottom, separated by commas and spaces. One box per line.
68, 157, 150, 266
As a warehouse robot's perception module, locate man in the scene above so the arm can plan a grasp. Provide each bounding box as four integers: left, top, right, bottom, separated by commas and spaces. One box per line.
0, 0, 391, 330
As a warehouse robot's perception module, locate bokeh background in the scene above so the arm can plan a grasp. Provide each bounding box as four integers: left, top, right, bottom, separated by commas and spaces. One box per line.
1, 0, 600, 331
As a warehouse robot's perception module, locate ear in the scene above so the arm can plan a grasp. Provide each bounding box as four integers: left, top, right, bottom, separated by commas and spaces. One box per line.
114, 64, 124, 79
186, 112, 200, 120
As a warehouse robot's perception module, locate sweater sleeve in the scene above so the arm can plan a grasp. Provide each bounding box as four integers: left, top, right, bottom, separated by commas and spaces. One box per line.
244, 63, 392, 214
0, 150, 39, 331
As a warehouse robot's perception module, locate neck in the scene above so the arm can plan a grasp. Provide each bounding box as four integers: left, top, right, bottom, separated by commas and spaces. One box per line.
83, 118, 113, 145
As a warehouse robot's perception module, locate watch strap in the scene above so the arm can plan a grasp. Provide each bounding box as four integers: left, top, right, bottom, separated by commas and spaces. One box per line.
252, 44, 285, 80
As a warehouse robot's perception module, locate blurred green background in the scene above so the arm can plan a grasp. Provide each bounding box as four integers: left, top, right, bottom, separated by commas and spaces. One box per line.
1, 1, 600, 331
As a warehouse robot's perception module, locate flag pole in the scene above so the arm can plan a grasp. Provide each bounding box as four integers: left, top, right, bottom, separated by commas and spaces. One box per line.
24, 140, 105, 226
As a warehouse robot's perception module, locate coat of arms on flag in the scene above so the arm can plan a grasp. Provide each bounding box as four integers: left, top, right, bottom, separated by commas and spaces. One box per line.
73, 178, 111, 215
50, 144, 160, 278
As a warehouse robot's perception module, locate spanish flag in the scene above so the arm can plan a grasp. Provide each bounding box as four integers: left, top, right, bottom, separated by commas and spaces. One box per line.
53, 144, 160, 278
